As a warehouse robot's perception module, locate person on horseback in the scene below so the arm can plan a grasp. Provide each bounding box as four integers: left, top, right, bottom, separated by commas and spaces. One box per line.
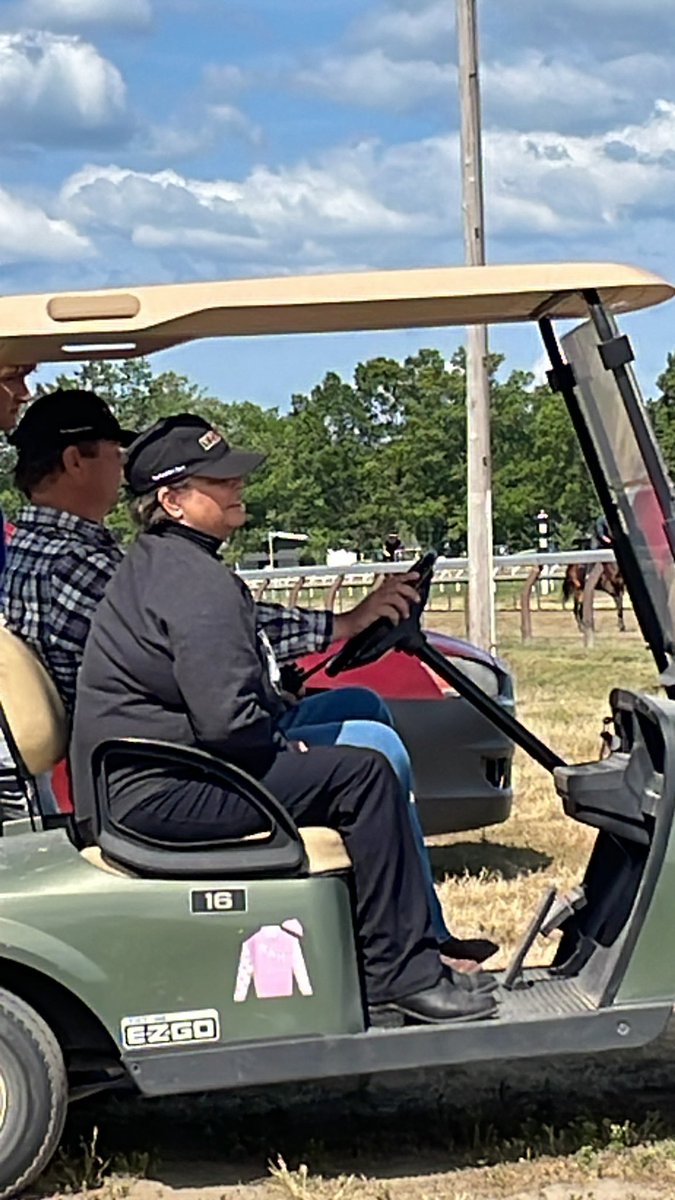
565, 515, 625, 633
591, 514, 612, 549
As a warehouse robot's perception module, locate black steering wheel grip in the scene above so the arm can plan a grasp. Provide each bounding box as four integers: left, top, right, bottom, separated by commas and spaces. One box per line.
325, 550, 437, 677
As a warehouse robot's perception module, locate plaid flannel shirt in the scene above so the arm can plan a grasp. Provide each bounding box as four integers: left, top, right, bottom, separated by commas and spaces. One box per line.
2, 506, 123, 714
1, 507, 334, 714
254, 601, 333, 663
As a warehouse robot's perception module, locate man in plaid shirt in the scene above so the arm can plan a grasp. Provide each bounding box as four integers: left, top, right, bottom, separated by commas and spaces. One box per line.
3, 390, 136, 713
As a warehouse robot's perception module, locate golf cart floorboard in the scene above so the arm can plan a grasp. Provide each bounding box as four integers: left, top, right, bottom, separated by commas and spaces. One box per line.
497, 970, 595, 1019
126, 972, 671, 1098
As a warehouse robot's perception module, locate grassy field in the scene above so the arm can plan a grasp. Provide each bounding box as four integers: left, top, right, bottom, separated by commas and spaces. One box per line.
43, 606, 675, 1200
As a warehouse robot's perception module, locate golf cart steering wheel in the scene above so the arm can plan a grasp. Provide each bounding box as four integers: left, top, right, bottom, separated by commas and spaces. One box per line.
325, 551, 437, 678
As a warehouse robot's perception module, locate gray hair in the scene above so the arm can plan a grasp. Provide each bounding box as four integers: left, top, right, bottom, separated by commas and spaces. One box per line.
130, 491, 167, 532
130, 479, 191, 532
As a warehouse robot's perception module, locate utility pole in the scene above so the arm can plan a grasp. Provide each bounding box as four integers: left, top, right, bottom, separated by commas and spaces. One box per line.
456, 0, 495, 650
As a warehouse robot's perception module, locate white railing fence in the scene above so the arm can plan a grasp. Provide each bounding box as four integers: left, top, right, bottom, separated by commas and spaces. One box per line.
238, 550, 619, 646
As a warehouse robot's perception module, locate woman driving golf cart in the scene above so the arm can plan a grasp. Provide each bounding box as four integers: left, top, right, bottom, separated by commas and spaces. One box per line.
69, 414, 497, 1028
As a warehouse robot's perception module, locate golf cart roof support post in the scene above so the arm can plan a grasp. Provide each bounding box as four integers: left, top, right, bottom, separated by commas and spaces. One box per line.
583, 289, 674, 522
538, 312, 673, 686
412, 635, 566, 774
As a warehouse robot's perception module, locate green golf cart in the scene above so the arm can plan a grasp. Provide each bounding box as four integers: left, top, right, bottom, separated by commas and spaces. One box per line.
0, 261, 673, 1197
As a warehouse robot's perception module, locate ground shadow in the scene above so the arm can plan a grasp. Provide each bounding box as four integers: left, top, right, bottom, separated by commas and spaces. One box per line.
428, 840, 552, 881
39, 1048, 675, 1194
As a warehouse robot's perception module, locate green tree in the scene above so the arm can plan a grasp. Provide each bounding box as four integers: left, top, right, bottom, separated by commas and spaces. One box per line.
354, 349, 467, 552
649, 352, 675, 476
1, 342, 665, 560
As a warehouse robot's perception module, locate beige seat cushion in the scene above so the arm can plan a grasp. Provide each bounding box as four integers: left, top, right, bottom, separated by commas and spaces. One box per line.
80, 845, 135, 876
0, 625, 68, 775
299, 826, 351, 873
80, 826, 351, 877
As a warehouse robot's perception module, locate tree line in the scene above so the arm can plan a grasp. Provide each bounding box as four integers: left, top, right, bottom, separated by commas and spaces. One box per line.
1, 347, 675, 562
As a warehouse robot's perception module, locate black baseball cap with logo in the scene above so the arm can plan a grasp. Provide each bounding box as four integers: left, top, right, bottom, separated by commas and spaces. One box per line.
10, 387, 137, 454
124, 413, 266, 496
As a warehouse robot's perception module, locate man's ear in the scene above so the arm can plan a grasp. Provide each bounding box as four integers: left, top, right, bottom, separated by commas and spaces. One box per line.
60, 445, 80, 477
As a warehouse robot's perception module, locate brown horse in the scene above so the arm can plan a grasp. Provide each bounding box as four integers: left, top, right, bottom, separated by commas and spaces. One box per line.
562, 562, 626, 632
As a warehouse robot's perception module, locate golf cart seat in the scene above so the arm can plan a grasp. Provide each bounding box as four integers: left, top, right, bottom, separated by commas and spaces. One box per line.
0, 626, 351, 876
0, 624, 68, 781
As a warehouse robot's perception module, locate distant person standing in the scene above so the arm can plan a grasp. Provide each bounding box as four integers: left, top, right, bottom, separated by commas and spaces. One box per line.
383, 532, 402, 562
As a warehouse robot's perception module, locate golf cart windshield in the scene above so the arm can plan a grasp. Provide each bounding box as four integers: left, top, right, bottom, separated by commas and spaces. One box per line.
561, 314, 675, 676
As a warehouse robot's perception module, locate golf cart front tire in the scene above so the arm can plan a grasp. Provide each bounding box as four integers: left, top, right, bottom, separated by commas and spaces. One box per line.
0, 987, 68, 1199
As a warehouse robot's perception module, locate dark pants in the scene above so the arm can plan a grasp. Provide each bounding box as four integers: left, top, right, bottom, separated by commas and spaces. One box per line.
121, 744, 442, 1005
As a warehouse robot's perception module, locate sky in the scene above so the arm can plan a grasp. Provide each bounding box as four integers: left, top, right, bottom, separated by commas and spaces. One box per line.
3, 0, 675, 406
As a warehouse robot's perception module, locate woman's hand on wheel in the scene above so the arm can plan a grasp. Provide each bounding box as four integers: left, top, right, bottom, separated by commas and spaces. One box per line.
334, 572, 420, 639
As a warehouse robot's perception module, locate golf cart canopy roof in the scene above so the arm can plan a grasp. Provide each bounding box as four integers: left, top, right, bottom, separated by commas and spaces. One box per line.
0, 261, 672, 366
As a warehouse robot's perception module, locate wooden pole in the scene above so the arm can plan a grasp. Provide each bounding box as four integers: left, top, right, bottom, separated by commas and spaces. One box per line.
520, 565, 542, 644
456, 0, 495, 651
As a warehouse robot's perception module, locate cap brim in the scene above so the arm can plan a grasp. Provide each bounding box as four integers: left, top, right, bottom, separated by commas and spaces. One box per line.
194, 448, 266, 480
118, 428, 139, 448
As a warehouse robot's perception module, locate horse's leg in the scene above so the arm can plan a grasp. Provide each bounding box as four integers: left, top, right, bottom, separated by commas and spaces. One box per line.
573, 591, 584, 631
616, 589, 626, 632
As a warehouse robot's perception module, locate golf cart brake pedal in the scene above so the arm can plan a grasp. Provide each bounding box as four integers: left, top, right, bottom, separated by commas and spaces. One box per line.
539, 885, 586, 938
501, 886, 557, 992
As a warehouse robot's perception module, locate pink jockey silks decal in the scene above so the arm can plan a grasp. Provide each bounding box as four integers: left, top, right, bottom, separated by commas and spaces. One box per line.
233, 917, 313, 1002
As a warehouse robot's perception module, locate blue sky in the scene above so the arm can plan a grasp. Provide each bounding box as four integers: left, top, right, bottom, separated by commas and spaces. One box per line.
2, 0, 675, 406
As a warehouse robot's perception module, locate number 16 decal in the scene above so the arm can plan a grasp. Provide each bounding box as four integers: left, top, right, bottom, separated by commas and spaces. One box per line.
190, 888, 247, 914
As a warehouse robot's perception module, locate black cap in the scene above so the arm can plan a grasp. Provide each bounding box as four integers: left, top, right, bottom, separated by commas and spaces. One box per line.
124, 413, 265, 496
10, 387, 137, 453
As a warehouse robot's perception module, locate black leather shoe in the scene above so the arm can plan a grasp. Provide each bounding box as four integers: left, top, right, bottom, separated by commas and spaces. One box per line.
446, 966, 497, 993
369, 976, 498, 1027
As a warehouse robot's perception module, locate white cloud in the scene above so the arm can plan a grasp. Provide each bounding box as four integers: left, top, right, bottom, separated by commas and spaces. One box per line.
10, 0, 151, 29
202, 63, 250, 97
298, 39, 675, 130
351, 0, 453, 59
296, 48, 452, 111
140, 102, 261, 161
0, 32, 132, 147
485, 55, 628, 127
614, 98, 675, 161
487, 101, 675, 229
207, 104, 262, 145
60, 158, 413, 244
57, 154, 416, 279
565, 0, 667, 11
484, 52, 675, 132
0, 188, 91, 264
45, 98, 675, 283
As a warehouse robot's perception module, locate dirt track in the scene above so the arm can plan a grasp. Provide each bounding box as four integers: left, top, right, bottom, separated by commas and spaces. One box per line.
77, 1176, 670, 1199
41, 1042, 675, 1200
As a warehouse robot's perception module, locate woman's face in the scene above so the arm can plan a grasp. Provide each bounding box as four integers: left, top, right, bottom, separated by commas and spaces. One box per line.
160, 475, 247, 540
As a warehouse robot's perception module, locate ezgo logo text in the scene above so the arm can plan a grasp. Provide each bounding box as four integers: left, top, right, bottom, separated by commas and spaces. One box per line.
121, 1008, 220, 1050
